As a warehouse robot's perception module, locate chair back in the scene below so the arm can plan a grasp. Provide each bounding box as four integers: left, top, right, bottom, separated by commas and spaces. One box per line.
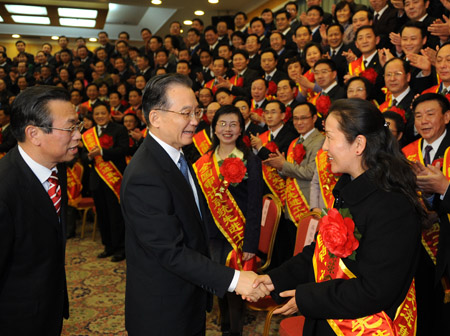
257, 194, 282, 272
294, 212, 320, 255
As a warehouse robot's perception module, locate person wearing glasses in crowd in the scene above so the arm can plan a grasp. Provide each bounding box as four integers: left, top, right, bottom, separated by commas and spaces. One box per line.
194, 105, 263, 336
0, 86, 83, 335
121, 74, 269, 335
81, 103, 128, 262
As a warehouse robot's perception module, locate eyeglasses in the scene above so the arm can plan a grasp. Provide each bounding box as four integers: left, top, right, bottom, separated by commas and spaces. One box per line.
237, 105, 248, 111
347, 87, 365, 94
384, 71, 404, 78
263, 110, 281, 115
156, 108, 204, 120
313, 69, 332, 75
293, 116, 312, 121
217, 121, 240, 129
47, 121, 84, 135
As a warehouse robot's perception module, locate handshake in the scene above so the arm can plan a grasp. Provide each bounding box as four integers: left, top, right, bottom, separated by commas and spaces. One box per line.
234, 271, 299, 315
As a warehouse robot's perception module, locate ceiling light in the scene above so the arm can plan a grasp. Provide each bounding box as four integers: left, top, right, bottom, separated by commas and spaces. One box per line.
183, 20, 192, 25
5, 4, 47, 15
151, 0, 162, 4
51, 36, 59, 40
89, 38, 98, 42
194, 10, 205, 16
58, 8, 98, 19
59, 18, 96, 27
11, 15, 50, 25
12, 34, 20, 38
208, 0, 219, 3
180, 29, 184, 33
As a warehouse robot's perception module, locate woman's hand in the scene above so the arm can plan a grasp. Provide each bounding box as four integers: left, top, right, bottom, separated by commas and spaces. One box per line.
273, 290, 299, 315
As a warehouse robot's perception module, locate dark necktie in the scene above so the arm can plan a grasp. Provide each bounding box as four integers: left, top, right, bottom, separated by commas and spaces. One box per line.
442, 88, 448, 95
374, 13, 380, 24
424, 145, 433, 166
297, 136, 305, 144
266, 75, 272, 81
48, 171, 61, 215
178, 153, 190, 183
331, 50, 336, 58
98, 126, 105, 137
269, 133, 273, 142
363, 60, 367, 68
392, 99, 398, 107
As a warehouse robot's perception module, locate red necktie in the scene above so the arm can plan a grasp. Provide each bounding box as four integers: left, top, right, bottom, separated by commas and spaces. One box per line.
48, 171, 61, 215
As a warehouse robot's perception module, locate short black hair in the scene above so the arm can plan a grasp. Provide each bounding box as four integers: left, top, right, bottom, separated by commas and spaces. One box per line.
307, 5, 324, 17
400, 20, 427, 39
285, 1, 298, 11
384, 111, 406, 130
204, 25, 218, 34
260, 48, 278, 61
314, 58, 337, 72
234, 11, 248, 20
11, 86, 70, 142
118, 31, 130, 40
232, 49, 249, 60
412, 93, 450, 115
327, 23, 345, 35
275, 9, 290, 20
265, 99, 286, 113
355, 25, 377, 39
383, 57, 411, 75
141, 27, 152, 34
188, 28, 201, 36
294, 102, 317, 116
250, 17, 265, 27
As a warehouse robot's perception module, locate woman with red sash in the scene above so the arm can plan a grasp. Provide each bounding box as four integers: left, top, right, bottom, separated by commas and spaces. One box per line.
193, 105, 263, 336
254, 99, 425, 336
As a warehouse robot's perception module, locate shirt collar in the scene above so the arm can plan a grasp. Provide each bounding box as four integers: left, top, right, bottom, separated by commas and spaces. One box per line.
18, 144, 56, 185
392, 86, 410, 102
375, 4, 389, 17
301, 127, 316, 140
270, 124, 284, 138
1, 123, 9, 132
282, 27, 291, 35
322, 81, 338, 94
363, 50, 377, 65
418, 13, 428, 22
149, 130, 183, 166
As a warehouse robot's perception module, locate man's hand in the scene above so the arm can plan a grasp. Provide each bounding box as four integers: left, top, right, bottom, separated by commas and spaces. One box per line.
378, 48, 394, 68
252, 274, 275, 292
342, 49, 357, 63
408, 50, 432, 76
428, 16, 450, 40
273, 290, 299, 315
87, 146, 101, 160
263, 149, 286, 170
415, 162, 450, 195
250, 133, 263, 150
129, 129, 143, 141
235, 271, 270, 302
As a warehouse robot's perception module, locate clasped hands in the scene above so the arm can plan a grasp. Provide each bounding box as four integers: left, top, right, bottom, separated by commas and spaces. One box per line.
235, 273, 298, 315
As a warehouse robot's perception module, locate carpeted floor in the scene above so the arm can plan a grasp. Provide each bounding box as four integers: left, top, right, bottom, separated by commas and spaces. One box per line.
62, 232, 282, 335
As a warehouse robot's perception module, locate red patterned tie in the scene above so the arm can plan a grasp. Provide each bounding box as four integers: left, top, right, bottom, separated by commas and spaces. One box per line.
48, 171, 61, 215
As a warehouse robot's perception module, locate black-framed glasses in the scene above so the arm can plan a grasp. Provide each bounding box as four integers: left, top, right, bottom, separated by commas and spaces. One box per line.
156, 108, 204, 120
47, 121, 84, 135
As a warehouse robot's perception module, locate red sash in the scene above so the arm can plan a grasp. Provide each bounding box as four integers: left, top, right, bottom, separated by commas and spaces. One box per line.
259, 131, 287, 206
315, 149, 339, 208
66, 161, 83, 207
193, 153, 256, 271
313, 232, 417, 336
81, 100, 92, 112
192, 129, 212, 156
204, 79, 218, 95
229, 74, 244, 87
285, 138, 310, 224
348, 57, 364, 76
82, 127, 123, 201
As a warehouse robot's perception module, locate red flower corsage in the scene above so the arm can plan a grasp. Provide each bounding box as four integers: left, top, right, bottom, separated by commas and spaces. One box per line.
242, 135, 251, 148
267, 81, 277, 96
99, 134, 113, 149
432, 157, 444, 168
319, 208, 361, 260
316, 95, 332, 118
265, 141, 279, 153
284, 106, 292, 123
218, 155, 248, 188
293, 143, 306, 164
360, 68, 378, 85
388, 106, 406, 123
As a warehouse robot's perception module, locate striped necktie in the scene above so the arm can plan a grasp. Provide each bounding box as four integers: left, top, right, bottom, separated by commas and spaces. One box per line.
47, 171, 61, 215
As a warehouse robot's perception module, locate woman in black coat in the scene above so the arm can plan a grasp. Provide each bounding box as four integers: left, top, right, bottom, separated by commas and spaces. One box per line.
254, 98, 425, 335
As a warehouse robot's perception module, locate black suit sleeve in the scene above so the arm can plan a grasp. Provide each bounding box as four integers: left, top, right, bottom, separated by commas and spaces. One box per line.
102, 124, 129, 162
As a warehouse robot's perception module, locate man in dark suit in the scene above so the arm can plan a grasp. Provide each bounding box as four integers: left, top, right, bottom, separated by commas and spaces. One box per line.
371, 0, 401, 39
404, 93, 450, 335
0, 105, 16, 154
325, 24, 349, 85
82, 103, 128, 262
120, 74, 269, 335
261, 49, 289, 85
0, 86, 82, 335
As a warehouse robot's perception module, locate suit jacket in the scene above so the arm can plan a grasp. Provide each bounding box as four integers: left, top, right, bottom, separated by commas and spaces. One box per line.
121, 135, 235, 335
0, 146, 69, 335
245, 122, 265, 137
248, 54, 262, 73
280, 129, 325, 204
269, 172, 421, 336
230, 68, 260, 98
326, 45, 348, 85
265, 69, 289, 85
257, 124, 299, 161
0, 125, 17, 153
327, 84, 347, 102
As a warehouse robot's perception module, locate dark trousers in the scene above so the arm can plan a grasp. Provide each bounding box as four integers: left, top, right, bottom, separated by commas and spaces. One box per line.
93, 180, 125, 254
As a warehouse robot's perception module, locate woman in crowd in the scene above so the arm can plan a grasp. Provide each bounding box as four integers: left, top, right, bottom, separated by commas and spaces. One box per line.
333, 1, 354, 44
135, 75, 147, 91
345, 76, 374, 101
255, 99, 423, 336
194, 105, 263, 336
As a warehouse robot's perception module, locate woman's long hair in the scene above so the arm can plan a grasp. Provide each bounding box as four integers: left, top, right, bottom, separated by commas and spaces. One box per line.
328, 98, 426, 220
208, 105, 250, 159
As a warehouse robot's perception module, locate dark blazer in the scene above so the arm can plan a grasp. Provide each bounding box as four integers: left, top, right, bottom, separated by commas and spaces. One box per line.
325, 45, 348, 85
0, 146, 69, 335
327, 84, 347, 101
121, 135, 235, 335
269, 172, 421, 336
265, 69, 289, 84
373, 6, 401, 36
257, 124, 298, 160
230, 68, 260, 98
245, 122, 265, 137
0, 125, 17, 153
248, 54, 262, 73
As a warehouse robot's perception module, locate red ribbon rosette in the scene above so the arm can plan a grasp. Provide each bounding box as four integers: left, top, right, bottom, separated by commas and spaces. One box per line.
360, 68, 378, 85
388, 106, 406, 123
265, 141, 279, 153
219, 157, 247, 184
253, 107, 264, 117
294, 143, 306, 164
267, 81, 277, 96
99, 134, 113, 149
242, 135, 251, 148
319, 208, 360, 260
284, 106, 292, 123
316, 95, 331, 118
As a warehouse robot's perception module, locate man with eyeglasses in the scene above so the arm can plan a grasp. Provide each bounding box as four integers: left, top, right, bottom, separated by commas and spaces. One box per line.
120, 73, 270, 335
0, 86, 83, 335
82, 103, 128, 262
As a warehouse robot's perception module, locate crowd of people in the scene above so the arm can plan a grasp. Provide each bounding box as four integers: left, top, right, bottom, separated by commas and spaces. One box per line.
1, 0, 450, 335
